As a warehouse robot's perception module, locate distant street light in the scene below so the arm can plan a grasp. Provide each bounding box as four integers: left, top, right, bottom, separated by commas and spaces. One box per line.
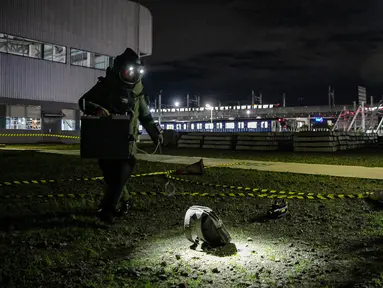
174, 101, 180, 107
205, 103, 213, 123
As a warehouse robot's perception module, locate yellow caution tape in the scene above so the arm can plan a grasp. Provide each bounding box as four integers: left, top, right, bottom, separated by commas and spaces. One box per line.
0, 162, 245, 187
166, 175, 369, 200
0, 133, 80, 139
0, 161, 370, 201
0, 191, 368, 200
0, 171, 175, 187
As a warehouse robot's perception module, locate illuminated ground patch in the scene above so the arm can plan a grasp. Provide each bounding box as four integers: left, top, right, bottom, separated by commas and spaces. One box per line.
0, 151, 383, 287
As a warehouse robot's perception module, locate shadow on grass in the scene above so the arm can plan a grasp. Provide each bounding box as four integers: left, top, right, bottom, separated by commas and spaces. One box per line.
188, 242, 238, 257
101, 246, 135, 261
336, 237, 383, 287
365, 199, 383, 211
0, 209, 108, 231
249, 213, 289, 223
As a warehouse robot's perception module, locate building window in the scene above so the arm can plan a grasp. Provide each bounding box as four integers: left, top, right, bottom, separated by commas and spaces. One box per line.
26, 38, 42, 59
6, 117, 27, 129
61, 119, 75, 131
0, 32, 66, 63
0, 34, 6, 53
5, 105, 41, 130
261, 121, 269, 128
26, 118, 41, 130
248, 122, 258, 129
197, 123, 203, 129
238, 122, 245, 129
26, 105, 42, 130
95, 54, 109, 70
205, 123, 213, 129
70, 48, 113, 70
216, 123, 223, 129
70, 49, 89, 67
166, 124, 174, 130
225, 122, 235, 129
43, 44, 66, 63
61, 109, 76, 131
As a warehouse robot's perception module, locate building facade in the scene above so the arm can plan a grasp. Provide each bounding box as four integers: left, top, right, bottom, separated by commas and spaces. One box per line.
0, 0, 152, 141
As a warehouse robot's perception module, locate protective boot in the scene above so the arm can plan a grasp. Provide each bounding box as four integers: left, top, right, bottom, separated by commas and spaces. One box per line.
116, 186, 133, 217
96, 185, 119, 224
116, 199, 132, 216
96, 208, 119, 224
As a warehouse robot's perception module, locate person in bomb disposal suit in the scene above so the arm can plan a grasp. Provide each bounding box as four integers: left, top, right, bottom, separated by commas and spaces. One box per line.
79, 48, 163, 223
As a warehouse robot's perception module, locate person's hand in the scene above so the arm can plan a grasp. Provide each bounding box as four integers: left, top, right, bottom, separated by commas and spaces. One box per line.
95, 107, 110, 117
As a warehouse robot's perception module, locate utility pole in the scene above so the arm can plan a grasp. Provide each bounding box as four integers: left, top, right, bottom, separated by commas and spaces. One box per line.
371, 96, 374, 106
252, 91, 262, 105
353, 101, 357, 131
282, 93, 286, 107
332, 88, 335, 107
154, 99, 157, 110
328, 86, 335, 108
158, 90, 162, 125
251, 90, 255, 106
361, 101, 366, 133
186, 93, 190, 108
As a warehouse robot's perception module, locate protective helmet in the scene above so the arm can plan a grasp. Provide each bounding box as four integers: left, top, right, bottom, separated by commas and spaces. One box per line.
184, 205, 231, 247
113, 48, 145, 85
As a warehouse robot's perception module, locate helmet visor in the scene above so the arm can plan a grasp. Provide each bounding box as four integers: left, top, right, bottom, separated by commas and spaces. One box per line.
119, 64, 145, 84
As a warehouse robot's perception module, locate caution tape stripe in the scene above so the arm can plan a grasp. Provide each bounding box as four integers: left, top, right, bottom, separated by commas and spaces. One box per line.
0, 161, 244, 187
0, 191, 368, 200
166, 175, 369, 199
0, 133, 80, 139
0, 172, 171, 187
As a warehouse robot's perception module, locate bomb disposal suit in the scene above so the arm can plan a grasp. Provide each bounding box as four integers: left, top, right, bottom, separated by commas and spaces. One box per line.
78, 48, 163, 223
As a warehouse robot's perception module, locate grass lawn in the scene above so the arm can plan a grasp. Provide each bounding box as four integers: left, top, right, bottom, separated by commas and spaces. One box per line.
138, 144, 383, 168
2, 143, 81, 151
3, 142, 383, 168
0, 151, 383, 287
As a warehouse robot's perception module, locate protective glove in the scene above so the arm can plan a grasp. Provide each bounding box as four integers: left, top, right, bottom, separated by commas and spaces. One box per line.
94, 107, 110, 117
145, 122, 164, 146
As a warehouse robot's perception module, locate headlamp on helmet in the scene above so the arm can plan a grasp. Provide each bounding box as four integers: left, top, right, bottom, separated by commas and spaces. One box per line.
119, 63, 145, 85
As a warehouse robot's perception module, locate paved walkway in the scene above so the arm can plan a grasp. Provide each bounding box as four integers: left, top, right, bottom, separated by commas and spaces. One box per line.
1, 147, 383, 180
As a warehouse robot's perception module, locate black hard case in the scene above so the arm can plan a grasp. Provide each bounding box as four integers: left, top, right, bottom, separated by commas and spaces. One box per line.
80, 115, 135, 159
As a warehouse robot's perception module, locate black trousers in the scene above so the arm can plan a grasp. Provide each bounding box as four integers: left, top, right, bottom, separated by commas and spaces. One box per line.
98, 156, 136, 212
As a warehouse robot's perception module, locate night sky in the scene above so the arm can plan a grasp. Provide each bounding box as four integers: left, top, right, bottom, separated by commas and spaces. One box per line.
139, 0, 383, 107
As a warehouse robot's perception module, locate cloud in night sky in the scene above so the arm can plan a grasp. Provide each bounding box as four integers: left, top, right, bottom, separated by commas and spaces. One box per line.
138, 0, 383, 105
